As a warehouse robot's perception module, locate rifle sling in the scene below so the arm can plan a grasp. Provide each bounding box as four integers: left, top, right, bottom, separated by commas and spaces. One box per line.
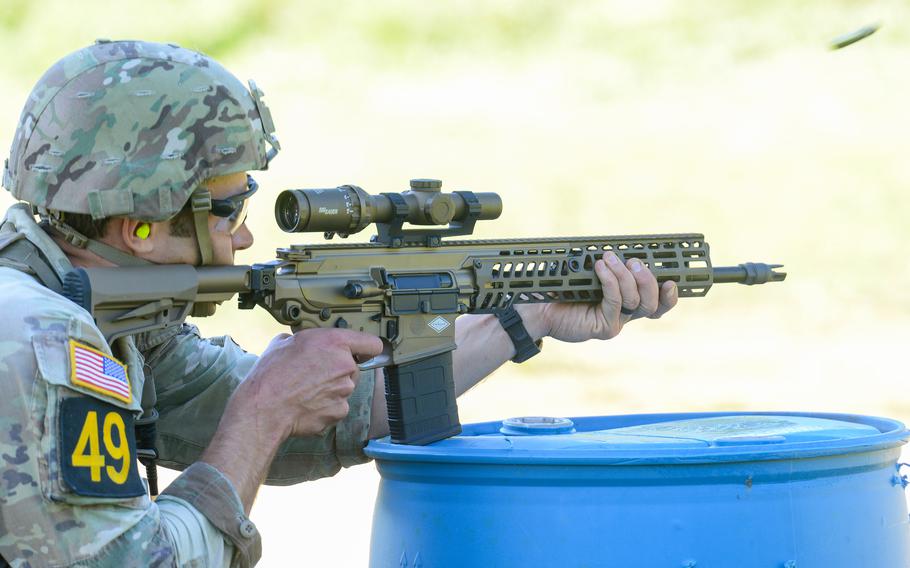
0, 234, 64, 294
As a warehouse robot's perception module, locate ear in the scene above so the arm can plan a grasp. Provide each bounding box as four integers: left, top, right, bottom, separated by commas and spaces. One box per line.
119, 218, 159, 255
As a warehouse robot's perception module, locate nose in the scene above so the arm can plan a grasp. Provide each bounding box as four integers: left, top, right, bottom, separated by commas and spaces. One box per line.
232, 222, 254, 251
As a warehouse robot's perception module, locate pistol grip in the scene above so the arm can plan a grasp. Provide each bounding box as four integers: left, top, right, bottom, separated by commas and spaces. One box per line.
384, 351, 462, 445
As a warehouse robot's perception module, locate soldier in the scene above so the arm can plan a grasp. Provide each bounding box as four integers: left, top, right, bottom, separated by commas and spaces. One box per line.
0, 40, 677, 566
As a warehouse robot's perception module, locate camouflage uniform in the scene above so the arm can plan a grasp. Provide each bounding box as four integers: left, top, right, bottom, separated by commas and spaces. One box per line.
0, 41, 375, 567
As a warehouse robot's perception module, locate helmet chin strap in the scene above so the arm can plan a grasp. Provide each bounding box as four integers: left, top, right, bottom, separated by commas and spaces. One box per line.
43, 191, 216, 268
43, 210, 153, 267
190, 188, 215, 266
43, 204, 222, 317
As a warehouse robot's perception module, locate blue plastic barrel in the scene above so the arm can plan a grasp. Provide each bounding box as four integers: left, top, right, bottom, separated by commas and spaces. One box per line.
365, 412, 910, 568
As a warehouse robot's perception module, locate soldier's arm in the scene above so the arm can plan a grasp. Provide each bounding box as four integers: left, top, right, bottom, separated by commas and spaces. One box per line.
141, 323, 378, 485
0, 272, 249, 567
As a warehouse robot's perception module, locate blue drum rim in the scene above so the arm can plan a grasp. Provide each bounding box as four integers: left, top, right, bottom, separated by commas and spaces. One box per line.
365, 411, 910, 465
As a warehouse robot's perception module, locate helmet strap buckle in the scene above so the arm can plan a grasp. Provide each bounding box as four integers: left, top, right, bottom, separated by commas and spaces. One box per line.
190, 188, 215, 266
45, 213, 89, 249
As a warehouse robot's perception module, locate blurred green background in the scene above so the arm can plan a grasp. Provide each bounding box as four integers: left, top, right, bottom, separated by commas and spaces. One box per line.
2, 1, 908, 565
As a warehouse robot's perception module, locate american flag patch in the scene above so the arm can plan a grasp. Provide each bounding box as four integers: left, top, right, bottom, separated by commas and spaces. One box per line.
69, 341, 131, 404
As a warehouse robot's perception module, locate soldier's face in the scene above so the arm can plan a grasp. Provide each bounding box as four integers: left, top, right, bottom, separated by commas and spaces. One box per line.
154, 172, 255, 266
203, 172, 256, 265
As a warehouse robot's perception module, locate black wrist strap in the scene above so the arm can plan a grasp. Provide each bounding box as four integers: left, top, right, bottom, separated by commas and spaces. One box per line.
495, 306, 542, 363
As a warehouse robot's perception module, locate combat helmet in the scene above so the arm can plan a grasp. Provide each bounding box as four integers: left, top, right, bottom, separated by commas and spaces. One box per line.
2, 39, 280, 265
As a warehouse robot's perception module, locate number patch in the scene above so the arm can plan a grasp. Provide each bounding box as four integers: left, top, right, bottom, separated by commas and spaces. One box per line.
59, 397, 145, 497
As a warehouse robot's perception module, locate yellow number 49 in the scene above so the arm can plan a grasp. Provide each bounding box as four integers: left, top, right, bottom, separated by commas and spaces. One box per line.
71, 410, 130, 484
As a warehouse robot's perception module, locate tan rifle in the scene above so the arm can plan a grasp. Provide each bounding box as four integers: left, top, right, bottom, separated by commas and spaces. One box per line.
63, 179, 785, 445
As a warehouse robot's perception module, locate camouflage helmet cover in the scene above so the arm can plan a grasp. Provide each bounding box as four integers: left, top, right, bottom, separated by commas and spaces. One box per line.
2, 39, 279, 221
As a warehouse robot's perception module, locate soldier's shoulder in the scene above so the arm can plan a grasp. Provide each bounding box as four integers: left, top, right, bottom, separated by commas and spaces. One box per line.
0, 266, 137, 411
0, 267, 112, 383
0, 266, 98, 340
0, 270, 151, 565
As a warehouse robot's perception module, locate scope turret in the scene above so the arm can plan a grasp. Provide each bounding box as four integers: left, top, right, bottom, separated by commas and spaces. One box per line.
275, 179, 502, 239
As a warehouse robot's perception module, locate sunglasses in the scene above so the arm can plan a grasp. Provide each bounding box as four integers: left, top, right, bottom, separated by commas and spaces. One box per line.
210, 175, 258, 234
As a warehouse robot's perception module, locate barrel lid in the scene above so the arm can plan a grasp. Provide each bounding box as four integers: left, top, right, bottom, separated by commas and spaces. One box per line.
365, 412, 909, 465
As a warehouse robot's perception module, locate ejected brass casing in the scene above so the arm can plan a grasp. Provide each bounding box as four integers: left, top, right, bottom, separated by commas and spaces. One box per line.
275, 178, 502, 234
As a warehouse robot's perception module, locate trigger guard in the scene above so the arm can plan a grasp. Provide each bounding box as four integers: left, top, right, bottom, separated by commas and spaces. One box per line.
358, 340, 393, 371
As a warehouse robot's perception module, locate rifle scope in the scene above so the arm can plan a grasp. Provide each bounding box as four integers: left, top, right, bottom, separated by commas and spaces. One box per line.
275, 179, 502, 235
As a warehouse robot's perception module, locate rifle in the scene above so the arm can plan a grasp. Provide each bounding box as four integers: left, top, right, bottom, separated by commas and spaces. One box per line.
62, 179, 785, 445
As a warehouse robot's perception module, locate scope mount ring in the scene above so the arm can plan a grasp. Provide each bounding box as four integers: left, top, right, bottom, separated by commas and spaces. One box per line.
372, 191, 483, 248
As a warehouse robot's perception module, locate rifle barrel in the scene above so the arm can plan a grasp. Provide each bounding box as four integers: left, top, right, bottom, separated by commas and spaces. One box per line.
713, 263, 786, 285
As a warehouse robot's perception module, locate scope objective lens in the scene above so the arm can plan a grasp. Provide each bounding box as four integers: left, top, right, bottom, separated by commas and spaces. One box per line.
275, 190, 305, 232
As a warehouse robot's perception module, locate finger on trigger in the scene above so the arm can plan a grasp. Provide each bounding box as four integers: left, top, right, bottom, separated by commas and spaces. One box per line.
337, 329, 384, 358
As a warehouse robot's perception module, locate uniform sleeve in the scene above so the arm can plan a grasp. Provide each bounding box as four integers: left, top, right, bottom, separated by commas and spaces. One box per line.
0, 270, 253, 567
157, 495, 234, 568
139, 324, 375, 485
